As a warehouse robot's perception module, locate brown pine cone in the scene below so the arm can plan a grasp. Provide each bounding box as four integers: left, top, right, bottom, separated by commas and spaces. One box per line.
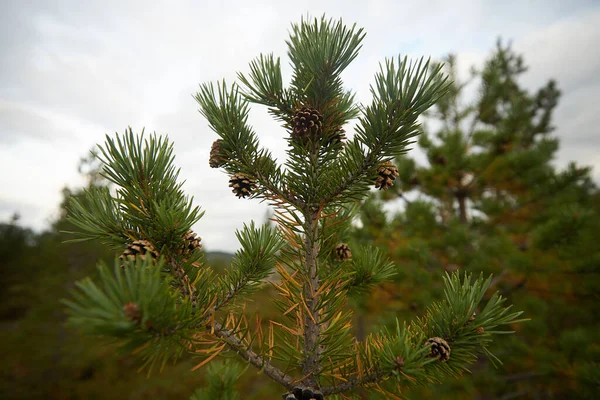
123, 302, 141, 324
375, 161, 399, 191
335, 243, 352, 261
229, 173, 257, 198
209, 139, 227, 168
180, 230, 202, 256
119, 239, 159, 267
291, 107, 323, 144
394, 355, 405, 370
426, 337, 451, 362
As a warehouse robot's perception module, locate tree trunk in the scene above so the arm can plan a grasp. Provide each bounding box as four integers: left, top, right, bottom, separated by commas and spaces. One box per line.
457, 193, 468, 224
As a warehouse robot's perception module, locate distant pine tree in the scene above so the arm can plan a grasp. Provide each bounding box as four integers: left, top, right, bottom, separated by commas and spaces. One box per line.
354, 41, 600, 399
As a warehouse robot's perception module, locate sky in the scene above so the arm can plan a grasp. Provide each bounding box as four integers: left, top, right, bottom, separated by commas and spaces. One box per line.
1, 0, 599, 252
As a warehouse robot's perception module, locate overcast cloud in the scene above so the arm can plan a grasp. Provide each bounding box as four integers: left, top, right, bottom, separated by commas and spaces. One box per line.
1, 0, 598, 252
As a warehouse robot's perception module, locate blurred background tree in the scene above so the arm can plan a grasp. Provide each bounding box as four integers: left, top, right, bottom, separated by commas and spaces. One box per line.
352, 41, 600, 399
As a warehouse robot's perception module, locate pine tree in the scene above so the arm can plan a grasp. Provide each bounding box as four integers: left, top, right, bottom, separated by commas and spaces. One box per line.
356, 42, 600, 398
63, 17, 524, 398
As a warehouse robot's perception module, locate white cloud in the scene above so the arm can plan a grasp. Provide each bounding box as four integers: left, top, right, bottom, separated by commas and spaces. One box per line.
1, 0, 598, 250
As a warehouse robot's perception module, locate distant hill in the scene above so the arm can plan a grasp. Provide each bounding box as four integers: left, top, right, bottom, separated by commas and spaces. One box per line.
204, 251, 234, 272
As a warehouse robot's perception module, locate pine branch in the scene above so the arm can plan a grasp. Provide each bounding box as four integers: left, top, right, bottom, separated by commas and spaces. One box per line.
324, 56, 450, 205
211, 320, 295, 390
301, 208, 323, 388
213, 222, 285, 311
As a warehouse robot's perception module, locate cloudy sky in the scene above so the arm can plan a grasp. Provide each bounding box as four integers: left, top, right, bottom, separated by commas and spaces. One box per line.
1, 0, 598, 252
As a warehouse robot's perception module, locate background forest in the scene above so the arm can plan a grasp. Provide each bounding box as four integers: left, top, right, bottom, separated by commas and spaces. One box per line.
1, 42, 598, 399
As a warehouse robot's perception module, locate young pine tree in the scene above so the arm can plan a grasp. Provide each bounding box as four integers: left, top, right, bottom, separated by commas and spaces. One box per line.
356, 42, 599, 398
64, 17, 524, 399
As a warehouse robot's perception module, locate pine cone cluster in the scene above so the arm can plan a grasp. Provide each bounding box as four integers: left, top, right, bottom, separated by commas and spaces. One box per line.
283, 388, 324, 400
229, 173, 257, 198
291, 107, 323, 144
119, 239, 159, 267
426, 337, 451, 362
375, 161, 399, 191
209, 139, 227, 168
335, 243, 352, 261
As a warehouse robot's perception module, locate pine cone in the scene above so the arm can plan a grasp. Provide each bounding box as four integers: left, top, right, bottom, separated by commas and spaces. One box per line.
180, 230, 202, 256
285, 387, 322, 400
291, 107, 323, 144
119, 239, 159, 267
335, 243, 352, 261
229, 173, 257, 198
209, 139, 226, 168
426, 337, 451, 362
302, 389, 313, 400
394, 355, 405, 370
123, 301, 141, 324
375, 161, 399, 191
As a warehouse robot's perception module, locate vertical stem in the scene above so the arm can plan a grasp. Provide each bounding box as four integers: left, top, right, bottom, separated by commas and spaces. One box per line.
302, 207, 321, 388
457, 192, 468, 224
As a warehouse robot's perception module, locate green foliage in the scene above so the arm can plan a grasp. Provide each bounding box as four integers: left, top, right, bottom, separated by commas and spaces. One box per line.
63, 257, 200, 373
66, 129, 204, 252
345, 246, 396, 298
216, 222, 285, 307
370, 273, 523, 382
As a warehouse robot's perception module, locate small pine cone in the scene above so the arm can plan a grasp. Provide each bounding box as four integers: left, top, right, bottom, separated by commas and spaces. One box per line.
229, 173, 257, 198
180, 230, 202, 256
335, 243, 352, 261
375, 161, 399, 191
426, 337, 451, 362
291, 107, 323, 144
123, 302, 141, 324
209, 139, 226, 168
394, 355, 405, 370
120, 239, 159, 267
476, 326, 485, 334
